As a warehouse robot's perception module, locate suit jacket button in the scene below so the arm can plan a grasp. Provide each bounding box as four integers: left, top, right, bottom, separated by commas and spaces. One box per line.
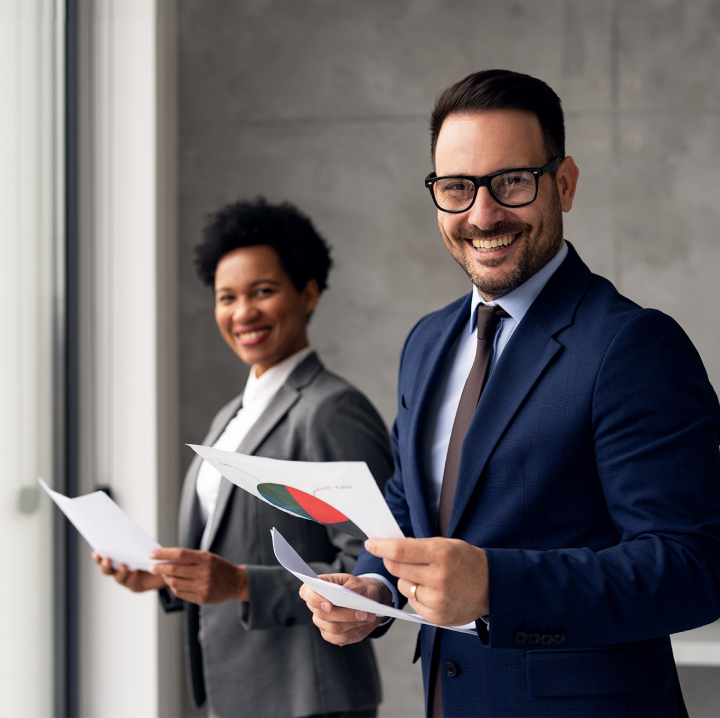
514, 632, 528, 645
284, 617, 295, 627
443, 661, 459, 677
553, 634, 566, 645
541, 634, 553, 646
528, 633, 541, 646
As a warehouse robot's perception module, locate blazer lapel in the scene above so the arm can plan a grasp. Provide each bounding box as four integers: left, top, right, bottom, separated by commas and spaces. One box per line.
203, 353, 323, 551
405, 296, 472, 539
446, 243, 594, 537
180, 393, 244, 549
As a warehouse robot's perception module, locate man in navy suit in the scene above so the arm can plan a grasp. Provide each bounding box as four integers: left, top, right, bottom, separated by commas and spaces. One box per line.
300, 70, 720, 716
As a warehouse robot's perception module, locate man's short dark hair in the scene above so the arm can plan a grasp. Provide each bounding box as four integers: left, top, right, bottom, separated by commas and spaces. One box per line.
195, 197, 332, 293
430, 69, 565, 164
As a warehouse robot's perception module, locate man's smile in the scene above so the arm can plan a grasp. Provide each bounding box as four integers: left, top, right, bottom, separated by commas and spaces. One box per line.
466, 233, 518, 253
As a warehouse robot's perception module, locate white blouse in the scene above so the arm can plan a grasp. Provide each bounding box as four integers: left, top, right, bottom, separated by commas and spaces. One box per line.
195, 346, 314, 550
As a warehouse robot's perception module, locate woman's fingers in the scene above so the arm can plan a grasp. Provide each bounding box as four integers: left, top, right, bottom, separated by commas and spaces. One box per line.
150, 562, 202, 580
114, 563, 130, 585
97, 556, 117, 576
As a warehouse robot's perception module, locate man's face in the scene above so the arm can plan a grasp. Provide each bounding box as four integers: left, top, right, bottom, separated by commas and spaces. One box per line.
434, 110, 577, 300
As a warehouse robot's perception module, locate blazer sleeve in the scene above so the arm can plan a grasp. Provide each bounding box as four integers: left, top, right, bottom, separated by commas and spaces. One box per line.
353, 320, 419, 584
158, 586, 184, 613
484, 310, 720, 649
240, 386, 394, 631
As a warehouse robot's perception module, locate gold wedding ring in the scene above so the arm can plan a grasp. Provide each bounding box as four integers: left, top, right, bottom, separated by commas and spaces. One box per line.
410, 583, 418, 601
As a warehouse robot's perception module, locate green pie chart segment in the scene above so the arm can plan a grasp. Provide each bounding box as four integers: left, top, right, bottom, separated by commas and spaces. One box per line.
257, 483, 367, 541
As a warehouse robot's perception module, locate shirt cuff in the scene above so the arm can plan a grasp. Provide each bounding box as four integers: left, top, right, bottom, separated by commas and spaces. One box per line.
360, 573, 398, 626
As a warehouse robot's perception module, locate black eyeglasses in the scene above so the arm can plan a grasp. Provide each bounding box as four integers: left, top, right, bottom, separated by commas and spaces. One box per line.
424, 158, 561, 213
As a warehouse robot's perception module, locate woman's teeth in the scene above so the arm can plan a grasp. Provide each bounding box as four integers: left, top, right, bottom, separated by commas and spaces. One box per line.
471, 235, 515, 251
238, 328, 270, 340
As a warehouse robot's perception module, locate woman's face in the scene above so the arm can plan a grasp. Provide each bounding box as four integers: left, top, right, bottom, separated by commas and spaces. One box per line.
214, 245, 319, 377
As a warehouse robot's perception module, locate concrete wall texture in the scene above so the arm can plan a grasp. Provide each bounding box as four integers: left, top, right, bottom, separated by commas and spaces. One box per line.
176, 1, 720, 715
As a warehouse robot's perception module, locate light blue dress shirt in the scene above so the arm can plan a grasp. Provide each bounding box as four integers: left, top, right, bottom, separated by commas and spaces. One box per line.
365, 242, 568, 613
421, 241, 568, 519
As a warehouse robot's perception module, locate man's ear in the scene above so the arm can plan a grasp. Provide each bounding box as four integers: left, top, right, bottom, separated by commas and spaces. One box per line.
557, 156, 580, 212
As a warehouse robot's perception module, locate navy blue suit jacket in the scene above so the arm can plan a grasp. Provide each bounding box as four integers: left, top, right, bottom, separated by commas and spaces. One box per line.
355, 244, 720, 716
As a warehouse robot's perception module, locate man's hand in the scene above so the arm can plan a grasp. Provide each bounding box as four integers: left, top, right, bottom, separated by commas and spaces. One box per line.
299, 575, 391, 646
364, 537, 489, 626
148, 548, 249, 605
93, 551, 166, 593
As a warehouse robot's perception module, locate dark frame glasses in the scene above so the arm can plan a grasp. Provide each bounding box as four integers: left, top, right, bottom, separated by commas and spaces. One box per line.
425, 157, 561, 212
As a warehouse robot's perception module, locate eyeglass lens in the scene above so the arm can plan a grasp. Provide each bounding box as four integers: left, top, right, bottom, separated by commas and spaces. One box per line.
433, 170, 537, 210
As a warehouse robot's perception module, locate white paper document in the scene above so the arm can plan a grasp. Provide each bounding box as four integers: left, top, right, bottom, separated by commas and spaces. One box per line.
38, 478, 161, 571
271, 528, 477, 636
189, 444, 404, 540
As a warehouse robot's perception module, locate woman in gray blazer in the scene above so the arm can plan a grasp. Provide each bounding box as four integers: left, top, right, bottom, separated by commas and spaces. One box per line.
94, 198, 393, 717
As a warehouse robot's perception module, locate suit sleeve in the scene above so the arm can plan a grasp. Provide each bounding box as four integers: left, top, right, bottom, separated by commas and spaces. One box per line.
353, 326, 420, 592
240, 388, 394, 631
484, 310, 720, 649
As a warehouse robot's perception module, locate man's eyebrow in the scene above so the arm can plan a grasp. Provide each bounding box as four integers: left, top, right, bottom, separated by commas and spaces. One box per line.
449, 164, 532, 177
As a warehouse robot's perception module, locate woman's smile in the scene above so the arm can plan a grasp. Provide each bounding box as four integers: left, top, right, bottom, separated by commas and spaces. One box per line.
235, 326, 272, 345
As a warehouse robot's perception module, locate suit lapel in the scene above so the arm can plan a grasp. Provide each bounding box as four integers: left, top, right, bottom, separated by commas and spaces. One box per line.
203, 353, 323, 551
446, 243, 594, 537
180, 394, 244, 549
405, 296, 472, 539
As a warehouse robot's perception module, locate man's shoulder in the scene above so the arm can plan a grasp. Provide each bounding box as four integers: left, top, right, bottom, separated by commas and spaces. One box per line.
576, 271, 663, 333
579, 272, 642, 319
565, 271, 701, 368
404, 294, 469, 346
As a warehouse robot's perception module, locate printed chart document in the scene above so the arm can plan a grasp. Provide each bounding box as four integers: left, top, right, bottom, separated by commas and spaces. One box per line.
39, 478, 160, 571
189, 444, 404, 540
272, 528, 477, 636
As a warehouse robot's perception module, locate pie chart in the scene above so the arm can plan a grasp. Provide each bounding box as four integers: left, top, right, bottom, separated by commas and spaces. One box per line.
257, 483, 367, 540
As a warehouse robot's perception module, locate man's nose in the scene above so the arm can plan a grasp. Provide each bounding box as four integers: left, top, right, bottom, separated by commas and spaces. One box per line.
464, 187, 506, 230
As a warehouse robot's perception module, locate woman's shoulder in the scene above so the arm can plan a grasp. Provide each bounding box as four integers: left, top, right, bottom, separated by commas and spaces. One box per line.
286, 358, 384, 433
296, 360, 372, 409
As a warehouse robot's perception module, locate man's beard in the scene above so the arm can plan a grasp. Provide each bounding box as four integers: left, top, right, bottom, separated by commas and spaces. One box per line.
450, 186, 564, 298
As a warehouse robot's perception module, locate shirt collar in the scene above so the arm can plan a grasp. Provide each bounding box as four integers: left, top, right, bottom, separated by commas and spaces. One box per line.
243, 345, 314, 406
470, 240, 568, 329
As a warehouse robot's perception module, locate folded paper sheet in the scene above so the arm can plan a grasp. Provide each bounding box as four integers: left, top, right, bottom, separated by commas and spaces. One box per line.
39, 478, 161, 571
190, 444, 404, 540
271, 528, 477, 636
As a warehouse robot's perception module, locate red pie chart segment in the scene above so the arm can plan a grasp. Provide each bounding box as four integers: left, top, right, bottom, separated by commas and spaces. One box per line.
257, 483, 367, 540
286, 486, 347, 524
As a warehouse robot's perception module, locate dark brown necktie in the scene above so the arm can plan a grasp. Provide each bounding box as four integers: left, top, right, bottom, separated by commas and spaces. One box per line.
437, 304, 509, 537
431, 303, 509, 718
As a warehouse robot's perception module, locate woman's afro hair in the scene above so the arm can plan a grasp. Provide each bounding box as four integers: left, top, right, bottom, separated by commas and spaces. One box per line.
195, 196, 332, 293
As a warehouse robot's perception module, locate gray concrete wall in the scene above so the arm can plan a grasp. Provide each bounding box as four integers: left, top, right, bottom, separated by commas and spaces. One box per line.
177, 1, 720, 715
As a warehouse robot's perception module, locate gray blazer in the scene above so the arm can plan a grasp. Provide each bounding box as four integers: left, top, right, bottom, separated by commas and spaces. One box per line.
167, 353, 393, 717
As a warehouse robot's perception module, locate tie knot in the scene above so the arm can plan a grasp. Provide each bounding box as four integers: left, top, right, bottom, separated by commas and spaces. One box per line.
475, 304, 509, 340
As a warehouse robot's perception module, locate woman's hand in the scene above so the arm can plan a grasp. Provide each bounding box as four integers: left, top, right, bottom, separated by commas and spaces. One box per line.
148, 548, 249, 605
92, 552, 166, 593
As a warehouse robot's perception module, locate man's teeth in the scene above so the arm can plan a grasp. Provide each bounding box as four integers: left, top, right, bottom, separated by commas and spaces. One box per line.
471, 235, 515, 250
239, 328, 270, 340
